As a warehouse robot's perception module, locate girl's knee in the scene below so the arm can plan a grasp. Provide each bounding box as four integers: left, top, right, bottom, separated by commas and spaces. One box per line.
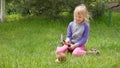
72, 48, 86, 56
55, 45, 68, 54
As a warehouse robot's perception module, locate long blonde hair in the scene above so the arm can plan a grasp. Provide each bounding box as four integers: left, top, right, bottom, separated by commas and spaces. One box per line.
74, 4, 90, 22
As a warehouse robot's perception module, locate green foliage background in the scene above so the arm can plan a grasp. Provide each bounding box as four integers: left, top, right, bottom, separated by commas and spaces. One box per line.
6, 0, 118, 18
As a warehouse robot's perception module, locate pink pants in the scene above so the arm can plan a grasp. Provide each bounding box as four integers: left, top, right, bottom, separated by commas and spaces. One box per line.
56, 45, 86, 56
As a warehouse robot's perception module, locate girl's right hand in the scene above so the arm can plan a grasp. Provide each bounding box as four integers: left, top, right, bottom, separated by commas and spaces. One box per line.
61, 40, 70, 46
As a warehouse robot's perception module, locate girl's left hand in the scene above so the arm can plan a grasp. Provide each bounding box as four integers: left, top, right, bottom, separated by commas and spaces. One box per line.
68, 44, 76, 50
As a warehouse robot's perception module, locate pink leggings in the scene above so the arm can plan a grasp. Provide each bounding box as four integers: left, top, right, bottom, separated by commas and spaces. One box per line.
56, 45, 86, 56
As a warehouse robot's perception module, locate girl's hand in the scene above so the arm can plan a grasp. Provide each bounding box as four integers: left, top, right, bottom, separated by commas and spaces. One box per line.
62, 40, 70, 45
68, 44, 76, 50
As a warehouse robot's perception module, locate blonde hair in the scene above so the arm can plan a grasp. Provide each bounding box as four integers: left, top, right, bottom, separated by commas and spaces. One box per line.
74, 4, 90, 22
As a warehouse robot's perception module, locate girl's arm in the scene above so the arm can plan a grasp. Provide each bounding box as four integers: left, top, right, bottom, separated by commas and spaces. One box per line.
66, 22, 73, 42
74, 23, 89, 46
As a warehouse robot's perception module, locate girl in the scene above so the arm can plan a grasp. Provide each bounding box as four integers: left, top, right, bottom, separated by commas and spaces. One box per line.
56, 4, 90, 61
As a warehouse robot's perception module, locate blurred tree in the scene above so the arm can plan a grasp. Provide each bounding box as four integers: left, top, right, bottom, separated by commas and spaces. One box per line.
1, 0, 5, 22
6, 0, 114, 18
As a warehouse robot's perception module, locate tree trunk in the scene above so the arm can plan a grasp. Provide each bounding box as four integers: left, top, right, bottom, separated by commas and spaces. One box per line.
1, 0, 5, 22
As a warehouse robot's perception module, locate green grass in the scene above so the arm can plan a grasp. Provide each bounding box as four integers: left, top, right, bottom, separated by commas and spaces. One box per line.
0, 12, 120, 68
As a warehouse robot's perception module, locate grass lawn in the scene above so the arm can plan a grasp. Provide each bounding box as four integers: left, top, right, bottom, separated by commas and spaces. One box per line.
0, 12, 120, 68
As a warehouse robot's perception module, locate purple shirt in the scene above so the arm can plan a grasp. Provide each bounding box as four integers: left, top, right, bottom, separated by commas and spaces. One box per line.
66, 21, 89, 46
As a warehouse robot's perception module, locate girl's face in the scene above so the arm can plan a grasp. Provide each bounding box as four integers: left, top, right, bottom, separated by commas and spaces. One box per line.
74, 14, 84, 24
